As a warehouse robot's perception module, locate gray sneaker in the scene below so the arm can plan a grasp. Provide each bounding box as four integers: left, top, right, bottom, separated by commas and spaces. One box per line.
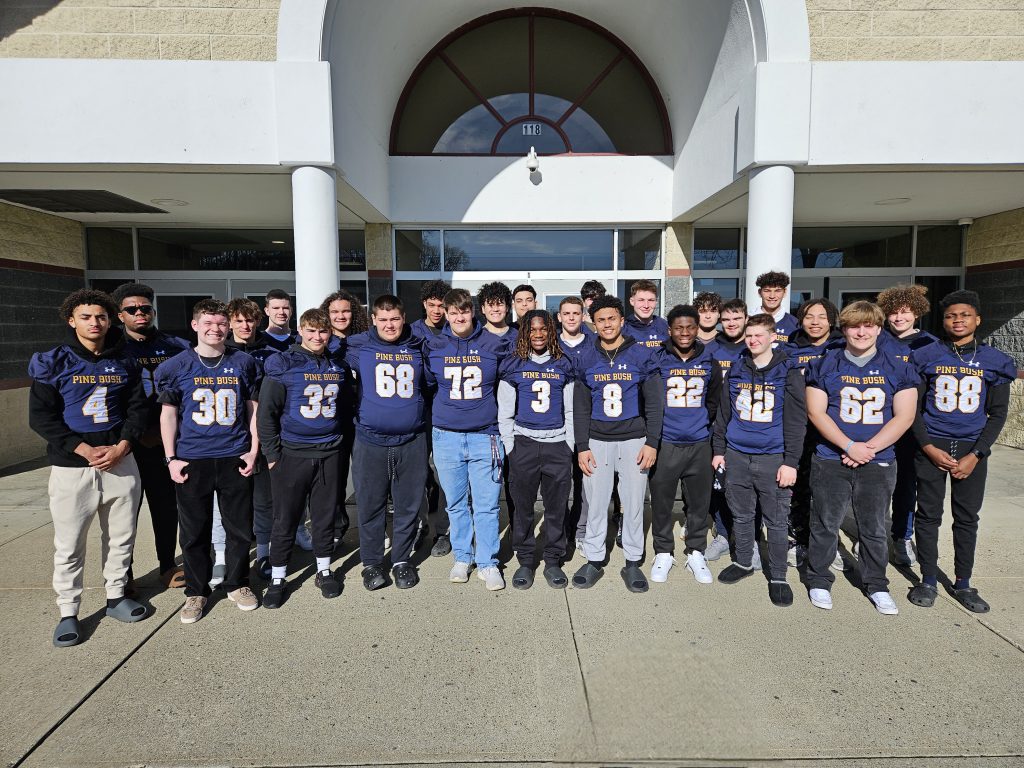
751, 542, 762, 571
477, 566, 505, 591
704, 534, 730, 562
449, 561, 471, 583
891, 538, 917, 566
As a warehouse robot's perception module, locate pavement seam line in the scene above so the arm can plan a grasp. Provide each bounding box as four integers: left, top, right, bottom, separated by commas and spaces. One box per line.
937, 591, 1024, 653
0, 520, 54, 548
562, 589, 597, 749
9, 597, 185, 768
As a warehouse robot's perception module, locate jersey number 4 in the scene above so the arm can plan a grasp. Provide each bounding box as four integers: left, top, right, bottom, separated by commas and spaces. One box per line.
444, 366, 482, 400
82, 385, 110, 424
934, 374, 981, 414
666, 376, 704, 408
192, 388, 237, 426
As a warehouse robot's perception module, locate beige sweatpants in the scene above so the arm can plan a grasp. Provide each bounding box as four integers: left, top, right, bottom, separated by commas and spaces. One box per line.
49, 454, 141, 616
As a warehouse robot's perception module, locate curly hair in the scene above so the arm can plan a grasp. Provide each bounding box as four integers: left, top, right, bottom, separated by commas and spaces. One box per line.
419, 279, 451, 303
693, 291, 722, 313
477, 281, 512, 309
940, 289, 980, 314
755, 271, 791, 290
589, 295, 625, 318
514, 310, 563, 360
60, 289, 117, 321
667, 304, 699, 325
110, 282, 154, 306
876, 284, 929, 318
320, 289, 369, 335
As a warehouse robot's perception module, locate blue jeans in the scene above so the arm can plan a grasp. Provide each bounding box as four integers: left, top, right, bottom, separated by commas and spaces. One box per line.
431, 428, 505, 568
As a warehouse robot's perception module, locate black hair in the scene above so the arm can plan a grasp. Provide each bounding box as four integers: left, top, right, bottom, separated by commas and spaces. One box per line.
589, 295, 624, 318
693, 291, 722, 312
939, 289, 981, 314
477, 281, 512, 308
265, 288, 291, 305
372, 294, 404, 314
60, 289, 117, 321
420, 279, 451, 303
667, 304, 700, 325
512, 284, 536, 299
111, 282, 154, 306
514, 310, 563, 360
755, 271, 791, 290
580, 280, 607, 301
796, 297, 839, 328
720, 298, 748, 315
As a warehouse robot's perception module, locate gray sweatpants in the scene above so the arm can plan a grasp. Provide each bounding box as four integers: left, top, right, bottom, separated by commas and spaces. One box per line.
582, 437, 648, 563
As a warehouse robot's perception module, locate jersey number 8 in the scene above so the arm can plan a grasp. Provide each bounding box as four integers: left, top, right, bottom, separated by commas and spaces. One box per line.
602, 383, 623, 417
934, 374, 981, 414
375, 363, 415, 399
192, 388, 237, 426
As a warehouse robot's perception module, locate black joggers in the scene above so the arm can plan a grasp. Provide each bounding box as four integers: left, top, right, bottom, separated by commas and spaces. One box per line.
269, 451, 339, 567
649, 441, 713, 556
508, 436, 572, 568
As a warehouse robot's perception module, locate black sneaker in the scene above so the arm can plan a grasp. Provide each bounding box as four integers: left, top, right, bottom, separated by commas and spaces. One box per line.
768, 581, 794, 607
612, 512, 623, 549
315, 569, 342, 599
263, 578, 287, 609
361, 564, 388, 591
430, 533, 451, 558
392, 563, 419, 589
256, 556, 272, 581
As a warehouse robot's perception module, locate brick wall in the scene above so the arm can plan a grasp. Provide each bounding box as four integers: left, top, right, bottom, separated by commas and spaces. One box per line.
807, 1, 1024, 61
964, 206, 1024, 449
0, 0, 280, 61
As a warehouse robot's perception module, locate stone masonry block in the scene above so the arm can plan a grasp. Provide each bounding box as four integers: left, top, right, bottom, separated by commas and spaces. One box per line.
108, 34, 161, 59
990, 37, 1024, 58
806, 1, 853, 10
871, 11, 925, 36
851, 0, 897, 10
942, 37, 993, 59
159, 0, 261, 7
845, 35, 942, 59
5, 34, 59, 57
159, 34, 210, 59
919, 9, 974, 35
810, 37, 851, 60
970, 10, 1023, 35
182, 8, 276, 35
822, 11, 873, 36
77, 7, 135, 33
59, 33, 110, 58
210, 34, 275, 61
133, 8, 185, 34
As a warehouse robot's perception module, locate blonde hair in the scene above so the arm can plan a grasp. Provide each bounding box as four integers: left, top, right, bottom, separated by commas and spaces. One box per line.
839, 301, 885, 329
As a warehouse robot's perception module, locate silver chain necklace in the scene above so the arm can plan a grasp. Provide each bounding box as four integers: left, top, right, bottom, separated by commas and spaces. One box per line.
197, 350, 225, 369
953, 339, 977, 367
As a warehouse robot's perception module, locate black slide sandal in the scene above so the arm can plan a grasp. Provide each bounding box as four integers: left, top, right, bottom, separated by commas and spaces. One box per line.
572, 562, 603, 588
543, 565, 568, 589
620, 564, 649, 593
512, 565, 534, 590
53, 616, 82, 648
106, 598, 149, 623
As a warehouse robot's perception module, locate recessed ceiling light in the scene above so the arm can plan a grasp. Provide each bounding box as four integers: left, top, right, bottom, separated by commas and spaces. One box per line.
873, 197, 910, 206
271, 240, 286, 244
151, 198, 188, 206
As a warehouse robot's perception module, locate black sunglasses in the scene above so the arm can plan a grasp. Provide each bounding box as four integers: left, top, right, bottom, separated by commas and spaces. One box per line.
121, 305, 154, 315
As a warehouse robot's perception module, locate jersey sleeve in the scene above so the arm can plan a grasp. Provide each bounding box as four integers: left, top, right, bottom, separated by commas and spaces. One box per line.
894, 359, 920, 391
804, 355, 824, 390
154, 357, 182, 406
27, 350, 56, 385
987, 350, 1018, 387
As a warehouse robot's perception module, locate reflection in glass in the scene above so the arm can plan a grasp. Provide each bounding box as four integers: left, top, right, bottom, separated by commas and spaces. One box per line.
916, 226, 962, 268
618, 229, 661, 270
138, 230, 296, 271
397, 280, 427, 322
86, 228, 133, 270
561, 107, 616, 153
694, 229, 740, 270
339, 230, 367, 271
692, 278, 739, 301
395, 230, 442, 271
156, 295, 212, 340
916, 274, 961, 336
434, 105, 502, 154
791, 227, 912, 269
443, 230, 612, 271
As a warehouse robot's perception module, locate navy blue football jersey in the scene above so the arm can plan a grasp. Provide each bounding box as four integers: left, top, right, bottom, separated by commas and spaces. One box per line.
425, 321, 511, 434
576, 339, 659, 424
155, 347, 260, 459
723, 353, 797, 455
659, 344, 718, 444
806, 348, 919, 462
914, 341, 1016, 441
410, 319, 445, 339
774, 312, 799, 344
707, 336, 745, 376
877, 328, 939, 363
498, 354, 575, 431
120, 331, 190, 398
263, 330, 296, 352
624, 315, 669, 350
28, 346, 142, 435
785, 336, 844, 372
345, 330, 432, 444
262, 348, 346, 445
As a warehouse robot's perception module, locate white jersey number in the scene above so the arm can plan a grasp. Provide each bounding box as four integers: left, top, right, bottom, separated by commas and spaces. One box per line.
300, 383, 339, 419
192, 388, 237, 426
666, 376, 705, 408
736, 388, 774, 423
531, 380, 551, 413
934, 374, 982, 414
82, 386, 110, 424
444, 366, 482, 400
839, 386, 885, 425
375, 363, 415, 399
602, 383, 623, 417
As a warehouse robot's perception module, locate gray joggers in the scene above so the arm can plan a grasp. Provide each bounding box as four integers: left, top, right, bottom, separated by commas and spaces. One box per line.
581, 437, 647, 563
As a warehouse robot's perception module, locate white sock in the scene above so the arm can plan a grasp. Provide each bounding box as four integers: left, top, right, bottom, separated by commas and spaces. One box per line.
271, 565, 287, 581
316, 556, 331, 572
214, 549, 226, 566
256, 543, 270, 560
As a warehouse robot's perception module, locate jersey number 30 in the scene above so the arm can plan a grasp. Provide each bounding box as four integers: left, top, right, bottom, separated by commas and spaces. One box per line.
192, 388, 237, 426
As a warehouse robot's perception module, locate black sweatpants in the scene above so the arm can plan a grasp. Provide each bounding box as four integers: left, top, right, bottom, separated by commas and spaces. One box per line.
175, 456, 253, 597
650, 441, 713, 556
420, 427, 449, 536
914, 438, 989, 581
335, 423, 354, 540
508, 436, 572, 568
269, 451, 339, 567
353, 432, 429, 568
134, 442, 180, 573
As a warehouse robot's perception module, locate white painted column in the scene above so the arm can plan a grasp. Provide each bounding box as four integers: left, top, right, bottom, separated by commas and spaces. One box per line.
291, 165, 340, 313
744, 165, 795, 311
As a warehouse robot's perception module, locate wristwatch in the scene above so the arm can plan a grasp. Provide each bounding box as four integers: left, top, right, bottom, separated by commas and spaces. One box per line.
971, 449, 985, 459
164, 455, 179, 465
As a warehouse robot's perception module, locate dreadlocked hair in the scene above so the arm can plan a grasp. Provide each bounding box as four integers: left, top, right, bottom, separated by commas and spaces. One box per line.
514, 310, 563, 361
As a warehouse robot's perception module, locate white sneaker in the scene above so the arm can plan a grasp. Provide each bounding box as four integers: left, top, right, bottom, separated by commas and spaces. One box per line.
831, 551, 851, 572
869, 591, 899, 615
704, 534, 730, 562
575, 539, 587, 560
209, 561, 226, 589
809, 588, 833, 610
295, 525, 313, 552
787, 544, 806, 568
650, 553, 675, 583
686, 551, 713, 584
678, 524, 688, 541
449, 561, 471, 583
751, 542, 762, 571
891, 538, 917, 567
477, 566, 505, 591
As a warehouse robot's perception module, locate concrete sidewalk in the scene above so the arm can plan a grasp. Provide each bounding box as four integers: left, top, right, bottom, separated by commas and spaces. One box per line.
1, 447, 1022, 768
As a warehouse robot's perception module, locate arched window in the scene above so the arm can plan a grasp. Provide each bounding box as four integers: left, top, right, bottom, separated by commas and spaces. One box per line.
390, 8, 672, 156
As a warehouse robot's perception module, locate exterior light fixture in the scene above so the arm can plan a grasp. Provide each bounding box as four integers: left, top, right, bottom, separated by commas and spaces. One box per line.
526, 146, 539, 173
271, 240, 286, 244
873, 197, 910, 206
150, 198, 188, 206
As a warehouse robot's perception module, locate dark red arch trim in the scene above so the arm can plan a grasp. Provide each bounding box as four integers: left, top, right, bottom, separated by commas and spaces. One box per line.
389, 7, 673, 156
